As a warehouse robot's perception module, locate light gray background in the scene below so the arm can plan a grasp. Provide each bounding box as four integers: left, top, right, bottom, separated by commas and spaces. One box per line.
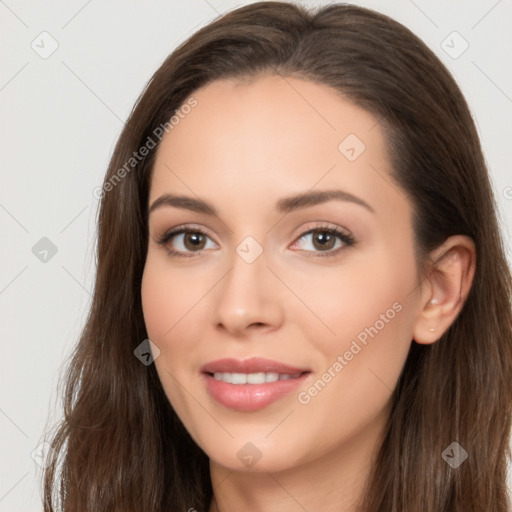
1, 1, 511, 510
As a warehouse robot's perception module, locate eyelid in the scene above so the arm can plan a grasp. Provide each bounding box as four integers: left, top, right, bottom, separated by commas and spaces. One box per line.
154, 223, 215, 241
290, 221, 351, 240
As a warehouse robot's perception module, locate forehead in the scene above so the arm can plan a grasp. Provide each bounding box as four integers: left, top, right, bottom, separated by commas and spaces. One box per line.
149, 74, 404, 221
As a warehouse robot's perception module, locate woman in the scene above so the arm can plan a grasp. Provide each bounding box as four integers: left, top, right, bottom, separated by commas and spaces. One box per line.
43, 2, 512, 511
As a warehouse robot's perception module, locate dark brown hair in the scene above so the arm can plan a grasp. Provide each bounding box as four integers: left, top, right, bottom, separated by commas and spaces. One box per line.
43, 2, 512, 510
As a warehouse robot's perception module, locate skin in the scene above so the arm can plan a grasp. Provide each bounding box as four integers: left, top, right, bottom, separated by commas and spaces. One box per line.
141, 74, 475, 511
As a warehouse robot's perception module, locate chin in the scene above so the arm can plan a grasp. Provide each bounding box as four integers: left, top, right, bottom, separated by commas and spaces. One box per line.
197, 431, 307, 474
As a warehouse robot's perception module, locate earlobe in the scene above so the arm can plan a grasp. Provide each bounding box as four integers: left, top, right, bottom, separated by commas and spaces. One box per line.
413, 235, 476, 345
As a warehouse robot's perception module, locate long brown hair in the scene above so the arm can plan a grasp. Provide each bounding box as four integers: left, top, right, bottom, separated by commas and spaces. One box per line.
43, 2, 512, 510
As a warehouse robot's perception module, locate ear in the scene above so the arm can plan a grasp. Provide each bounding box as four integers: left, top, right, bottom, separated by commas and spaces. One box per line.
413, 235, 476, 345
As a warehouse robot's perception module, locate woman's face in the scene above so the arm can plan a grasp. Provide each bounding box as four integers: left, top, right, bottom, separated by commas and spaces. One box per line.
141, 74, 423, 473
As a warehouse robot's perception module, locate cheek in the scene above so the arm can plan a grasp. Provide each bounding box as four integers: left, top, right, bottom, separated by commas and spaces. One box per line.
141, 270, 174, 340
290, 248, 416, 393
280, 249, 415, 345
140, 260, 204, 424
290, 302, 413, 463
140, 260, 197, 409
295, 305, 411, 453
140, 255, 215, 388
141, 255, 207, 341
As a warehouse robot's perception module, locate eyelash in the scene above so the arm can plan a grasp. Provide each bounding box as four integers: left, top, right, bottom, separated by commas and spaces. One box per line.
155, 223, 356, 259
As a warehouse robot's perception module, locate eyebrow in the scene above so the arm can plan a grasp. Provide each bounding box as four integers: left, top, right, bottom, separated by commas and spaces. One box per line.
148, 189, 374, 216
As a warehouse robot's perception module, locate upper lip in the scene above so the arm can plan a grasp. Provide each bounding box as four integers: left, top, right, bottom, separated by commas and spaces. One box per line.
201, 357, 310, 375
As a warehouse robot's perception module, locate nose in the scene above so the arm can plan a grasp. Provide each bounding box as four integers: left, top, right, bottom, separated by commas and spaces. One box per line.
211, 246, 285, 337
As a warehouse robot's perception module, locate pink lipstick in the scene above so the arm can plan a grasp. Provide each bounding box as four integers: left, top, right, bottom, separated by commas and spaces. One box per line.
201, 357, 311, 412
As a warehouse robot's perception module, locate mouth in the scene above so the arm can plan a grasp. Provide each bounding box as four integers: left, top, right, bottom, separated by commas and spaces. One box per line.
207, 371, 305, 384
200, 357, 311, 412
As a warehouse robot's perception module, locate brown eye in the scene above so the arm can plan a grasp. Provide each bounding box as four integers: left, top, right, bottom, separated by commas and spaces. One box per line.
292, 226, 355, 257
183, 232, 207, 251
156, 226, 217, 257
311, 230, 337, 251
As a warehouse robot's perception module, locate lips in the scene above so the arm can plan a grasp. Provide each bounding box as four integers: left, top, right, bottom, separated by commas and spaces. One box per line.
201, 357, 311, 412
200, 357, 310, 375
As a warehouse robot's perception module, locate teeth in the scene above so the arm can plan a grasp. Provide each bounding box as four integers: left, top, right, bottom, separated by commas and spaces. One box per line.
212, 372, 301, 384
229, 372, 246, 384
247, 372, 268, 384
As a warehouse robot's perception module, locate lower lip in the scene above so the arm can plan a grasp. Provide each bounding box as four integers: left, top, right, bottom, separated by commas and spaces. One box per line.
202, 372, 310, 412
